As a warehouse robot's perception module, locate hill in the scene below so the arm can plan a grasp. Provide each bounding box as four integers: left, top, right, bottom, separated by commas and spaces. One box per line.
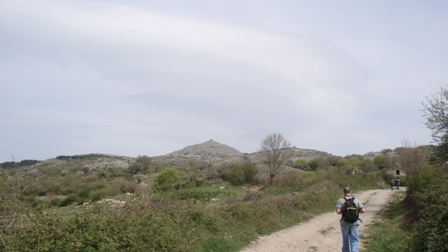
1, 154, 135, 170
165, 139, 242, 158
1, 139, 387, 171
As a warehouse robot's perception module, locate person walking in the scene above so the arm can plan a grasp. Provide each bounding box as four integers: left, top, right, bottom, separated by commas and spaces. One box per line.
336, 187, 366, 252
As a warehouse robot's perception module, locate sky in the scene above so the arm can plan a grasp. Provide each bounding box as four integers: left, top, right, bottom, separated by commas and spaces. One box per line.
1, 0, 448, 162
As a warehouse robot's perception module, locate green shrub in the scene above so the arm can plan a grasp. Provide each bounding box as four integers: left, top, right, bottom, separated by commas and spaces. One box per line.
364, 171, 377, 182
58, 194, 79, 207
90, 189, 107, 202
308, 159, 318, 171
108, 179, 138, 196
78, 189, 90, 200
274, 171, 301, 189
152, 168, 180, 191
407, 175, 448, 251
48, 197, 62, 207
222, 161, 258, 186
294, 159, 309, 170
405, 165, 443, 201
337, 158, 349, 168
300, 171, 319, 186
362, 159, 378, 173
222, 166, 245, 185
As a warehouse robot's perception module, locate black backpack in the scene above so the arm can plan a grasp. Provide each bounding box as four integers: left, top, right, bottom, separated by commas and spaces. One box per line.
341, 197, 362, 223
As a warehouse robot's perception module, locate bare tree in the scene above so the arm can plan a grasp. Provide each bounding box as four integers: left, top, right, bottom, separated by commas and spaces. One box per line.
394, 139, 428, 175
422, 85, 448, 144
422, 85, 448, 162
1, 156, 30, 229
259, 133, 294, 185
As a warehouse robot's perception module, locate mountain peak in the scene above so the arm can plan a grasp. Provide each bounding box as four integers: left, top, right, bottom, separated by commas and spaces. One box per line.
167, 139, 242, 158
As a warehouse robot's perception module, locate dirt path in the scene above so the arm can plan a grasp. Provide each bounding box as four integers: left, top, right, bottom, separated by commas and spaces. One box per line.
240, 189, 394, 252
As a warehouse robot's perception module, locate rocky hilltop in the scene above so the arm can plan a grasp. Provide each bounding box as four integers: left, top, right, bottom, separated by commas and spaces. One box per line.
166, 139, 242, 158
160, 139, 332, 160
151, 140, 335, 168
151, 139, 244, 166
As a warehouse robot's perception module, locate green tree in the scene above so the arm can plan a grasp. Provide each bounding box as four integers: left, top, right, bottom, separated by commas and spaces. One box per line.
361, 159, 377, 173
380, 148, 393, 154
373, 154, 389, 169
259, 133, 294, 185
128, 155, 151, 174
152, 168, 180, 191
294, 159, 309, 170
336, 158, 349, 168
348, 156, 364, 167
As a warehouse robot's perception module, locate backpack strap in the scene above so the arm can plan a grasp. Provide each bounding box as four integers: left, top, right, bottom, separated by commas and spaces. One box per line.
340, 198, 348, 222
349, 198, 363, 222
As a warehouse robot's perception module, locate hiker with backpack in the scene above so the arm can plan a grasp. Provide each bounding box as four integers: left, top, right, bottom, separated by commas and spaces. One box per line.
336, 187, 366, 252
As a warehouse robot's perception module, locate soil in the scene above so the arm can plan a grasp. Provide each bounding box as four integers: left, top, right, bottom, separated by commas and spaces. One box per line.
240, 189, 395, 252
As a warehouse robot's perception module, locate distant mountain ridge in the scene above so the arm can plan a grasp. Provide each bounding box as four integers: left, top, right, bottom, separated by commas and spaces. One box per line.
2, 139, 393, 170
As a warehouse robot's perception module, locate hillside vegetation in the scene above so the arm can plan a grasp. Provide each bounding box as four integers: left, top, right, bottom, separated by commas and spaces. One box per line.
0, 140, 443, 251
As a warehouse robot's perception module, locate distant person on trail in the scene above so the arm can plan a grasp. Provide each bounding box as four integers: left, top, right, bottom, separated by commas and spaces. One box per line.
390, 179, 395, 191
336, 187, 366, 252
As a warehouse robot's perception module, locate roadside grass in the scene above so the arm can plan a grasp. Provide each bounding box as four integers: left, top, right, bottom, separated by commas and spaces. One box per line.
200, 183, 342, 252
16, 181, 341, 252
361, 190, 408, 252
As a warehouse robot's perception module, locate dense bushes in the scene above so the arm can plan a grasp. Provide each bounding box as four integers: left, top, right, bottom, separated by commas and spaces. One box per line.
0, 167, 138, 209
0, 183, 339, 252
0, 159, 40, 169
1, 206, 199, 251
0, 164, 382, 252
0, 154, 390, 251
361, 144, 448, 251
221, 161, 258, 185
405, 167, 448, 251
274, 171, 320, 191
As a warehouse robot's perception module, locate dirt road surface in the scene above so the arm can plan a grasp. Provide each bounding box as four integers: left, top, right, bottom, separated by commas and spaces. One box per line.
240, 189, 394, 252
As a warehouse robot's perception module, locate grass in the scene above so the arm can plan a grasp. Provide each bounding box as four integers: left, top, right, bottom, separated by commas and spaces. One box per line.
319, 226, 335, 236
361, 191, 407, 252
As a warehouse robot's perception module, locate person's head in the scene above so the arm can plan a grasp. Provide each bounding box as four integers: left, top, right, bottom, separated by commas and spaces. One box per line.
343, 187, 352, 195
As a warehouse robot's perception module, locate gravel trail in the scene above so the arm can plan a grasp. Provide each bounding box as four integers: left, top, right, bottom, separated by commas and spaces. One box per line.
240, 189, 394, 252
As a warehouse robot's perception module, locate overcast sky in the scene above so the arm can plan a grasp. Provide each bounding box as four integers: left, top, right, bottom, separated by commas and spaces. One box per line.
1, 0, 447, 162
